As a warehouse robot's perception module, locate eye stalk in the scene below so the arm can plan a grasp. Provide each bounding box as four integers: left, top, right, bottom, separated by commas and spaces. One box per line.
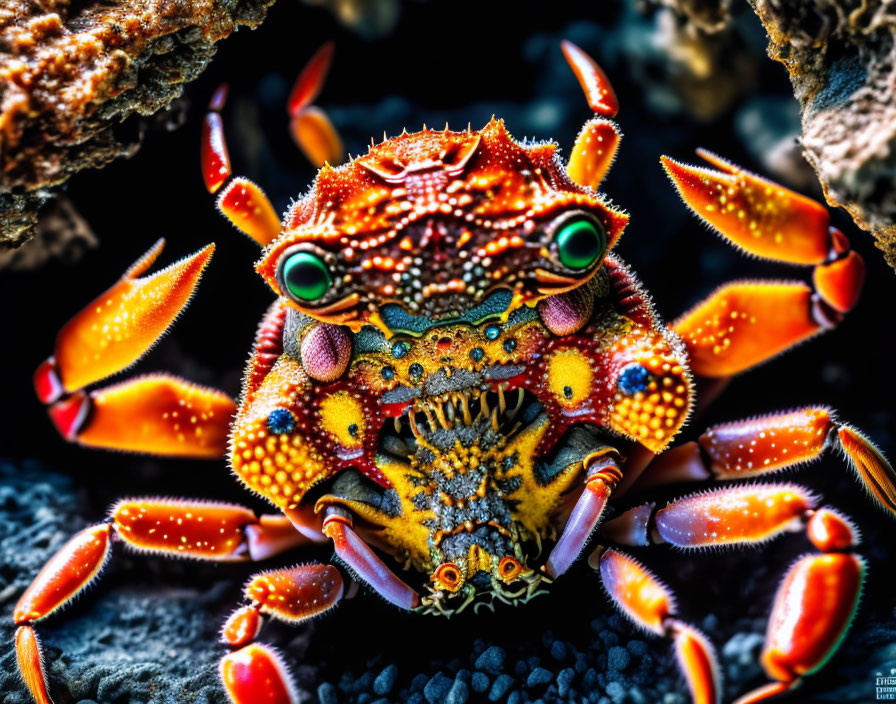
277, 247, 333, 303
551, 212, 606, 271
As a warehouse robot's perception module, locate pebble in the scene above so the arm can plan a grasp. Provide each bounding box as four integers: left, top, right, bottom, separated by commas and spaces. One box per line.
373, 664, 397, 695
550, 640, 568, 660
557, 667, 575, 697
446, 677, 469, 704
476, 646, 507, 675
608, 646, 631, 671
424, 673, 452, 704
472, 672, 491, 693
606, 681, 626, 703
627, 640, 648, 657
410, 673, 428, 693
527, 667, 552, 688
488, 674, 515, 701
317, 682, 338, 704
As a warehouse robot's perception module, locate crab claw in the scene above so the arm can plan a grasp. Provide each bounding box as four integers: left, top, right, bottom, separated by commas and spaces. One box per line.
661, 152, 832, 266
36, 240, 213, 398
219, 643, 300, 704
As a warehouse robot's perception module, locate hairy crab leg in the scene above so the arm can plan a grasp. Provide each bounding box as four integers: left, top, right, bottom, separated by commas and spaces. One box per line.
627, 407, 896, 517
561, 40, 621, 191
12, 501, 310, 704
602, 485, 864, 703
217, 563, 344, 703
544, 454, 622, 578
662, 152, 865, 378
47, 374, 235, 457
593, 548, 721, 704
322, 508, 420, 610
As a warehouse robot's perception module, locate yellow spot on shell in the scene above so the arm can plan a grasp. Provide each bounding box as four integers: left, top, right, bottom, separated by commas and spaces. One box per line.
319, 391, 366, 447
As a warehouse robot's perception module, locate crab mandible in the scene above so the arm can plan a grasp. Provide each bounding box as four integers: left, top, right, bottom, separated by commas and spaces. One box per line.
14, 41, 894, 704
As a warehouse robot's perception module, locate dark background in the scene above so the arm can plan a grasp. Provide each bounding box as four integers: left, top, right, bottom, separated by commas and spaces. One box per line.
1, 1, 895, 702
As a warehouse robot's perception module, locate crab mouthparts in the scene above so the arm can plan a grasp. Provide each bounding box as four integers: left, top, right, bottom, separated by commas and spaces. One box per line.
378, 384, 543, 459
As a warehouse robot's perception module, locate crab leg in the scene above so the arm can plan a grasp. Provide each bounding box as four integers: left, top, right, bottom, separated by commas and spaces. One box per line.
202, 86, 281, 246
602, 484, 864, 704
12, 500, 310, 704
662, 152, 865, 378
561, 41, 621, 191
629, 407, 896, 517
322, 508, 419, 609
217, 562, 344, 704
544, 454, 622, 578
48, 374, 235, 457
594, 548, 721, 704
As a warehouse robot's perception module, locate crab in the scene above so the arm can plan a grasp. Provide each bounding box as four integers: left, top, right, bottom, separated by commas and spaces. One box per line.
12, 40, 896, 704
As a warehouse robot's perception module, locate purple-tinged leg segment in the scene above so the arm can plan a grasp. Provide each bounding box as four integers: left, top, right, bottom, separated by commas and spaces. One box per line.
545, 458, 622, 578
323, 513, 419, 610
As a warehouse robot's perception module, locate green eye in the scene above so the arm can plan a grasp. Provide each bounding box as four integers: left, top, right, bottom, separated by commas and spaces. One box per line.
281, 250, 332, 302
555, 216, 605, 270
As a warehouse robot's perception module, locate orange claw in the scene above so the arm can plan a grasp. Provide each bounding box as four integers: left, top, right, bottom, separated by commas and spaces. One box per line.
567, 118, 620, 191
561, 40, 618, 118
219, 643, 300, 704
14, 524, 111, 624
287, 42, 334, 116
49, 374, 235, 457
290, 106, 344, 168
217, 177, 282, 247
111, 499, 257, 560
15, 626, 54, 704
807, 508, 857, 552
244, 564, 343, 622
661, 152, 831, 265
673, 280, 820, 377
48, 240, 213, 394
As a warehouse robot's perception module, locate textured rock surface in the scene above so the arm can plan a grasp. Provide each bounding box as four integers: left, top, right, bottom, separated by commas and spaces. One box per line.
750, 0, 896, 270
0, 0, 275, 248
